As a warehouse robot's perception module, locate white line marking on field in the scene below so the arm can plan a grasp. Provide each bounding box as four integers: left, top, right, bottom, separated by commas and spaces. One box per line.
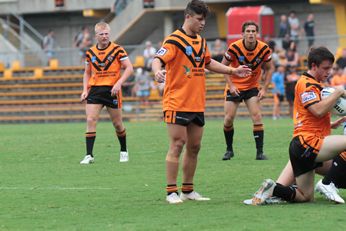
0, 187, 117, 190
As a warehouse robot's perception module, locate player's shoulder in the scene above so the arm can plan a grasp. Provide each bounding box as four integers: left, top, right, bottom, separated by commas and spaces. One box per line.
256, 40, 270, 50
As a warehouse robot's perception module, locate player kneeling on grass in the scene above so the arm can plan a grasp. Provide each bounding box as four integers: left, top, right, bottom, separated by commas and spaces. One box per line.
249, 47, 346, 205
244, 115, 346, 205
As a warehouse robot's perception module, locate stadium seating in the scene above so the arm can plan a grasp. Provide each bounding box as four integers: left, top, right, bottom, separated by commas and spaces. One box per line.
0, 67, 289, 123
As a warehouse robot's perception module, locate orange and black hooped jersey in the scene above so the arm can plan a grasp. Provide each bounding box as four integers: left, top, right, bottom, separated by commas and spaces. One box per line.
293, 72, 331, 140
86, 42, 128, 86
224, 39, 271, 91
155, 28, 211, 112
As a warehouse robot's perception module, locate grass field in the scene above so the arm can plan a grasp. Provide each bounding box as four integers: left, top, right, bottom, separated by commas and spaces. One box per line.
1, 118, 346, 231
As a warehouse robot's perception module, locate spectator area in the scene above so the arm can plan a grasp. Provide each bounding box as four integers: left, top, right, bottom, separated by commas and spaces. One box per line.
0, 61, 292, 123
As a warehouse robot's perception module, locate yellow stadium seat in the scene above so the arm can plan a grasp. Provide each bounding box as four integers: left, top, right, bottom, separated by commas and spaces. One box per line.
49, 59, 59, 69
4, 69, 12, 79
0, 62, 4, 72
11, 60, 21, 70
34, 68, 43, 78
133, 56, 145, 68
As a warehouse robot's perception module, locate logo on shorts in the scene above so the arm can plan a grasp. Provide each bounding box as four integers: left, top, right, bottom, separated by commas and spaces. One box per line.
113, 99, 118, 107
185, 46, 193, 56
300, 91, 317, 104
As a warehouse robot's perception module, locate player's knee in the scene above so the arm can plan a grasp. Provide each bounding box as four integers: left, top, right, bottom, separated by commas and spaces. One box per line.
86, 116, 98, 125
171, 138, 186, 154
187, 143, 201, 155
251, 112, 262, 122
113, 123, 123, 131
224, 114, 235, 124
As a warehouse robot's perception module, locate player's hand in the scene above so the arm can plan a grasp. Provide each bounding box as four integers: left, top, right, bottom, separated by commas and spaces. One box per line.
229, 85, 240, 96
331, 116, 346, 129
258, 88, 266, 100
80, 91, 88, 102
333, 85, 346, 97
111, 83, 121, 97
154, 70, 166, 83
233, 65, 251, 77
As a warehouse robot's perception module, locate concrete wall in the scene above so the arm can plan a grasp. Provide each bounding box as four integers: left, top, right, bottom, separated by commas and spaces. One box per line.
0, 0, 112, 14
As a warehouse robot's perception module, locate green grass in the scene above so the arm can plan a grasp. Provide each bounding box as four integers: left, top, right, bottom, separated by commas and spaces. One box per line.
1, 118, 345, 231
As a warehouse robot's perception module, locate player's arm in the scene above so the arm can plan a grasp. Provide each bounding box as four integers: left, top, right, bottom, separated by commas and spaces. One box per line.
308, 86, 346, 118
257, 59, 274, 100
206, 59, 251, 77
111, 58, 134, 96
81, 62, 91, 101
152, 58, 166, 83
220, 56, 239, 96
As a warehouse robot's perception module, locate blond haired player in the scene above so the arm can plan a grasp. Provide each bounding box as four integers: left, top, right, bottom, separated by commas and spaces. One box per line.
80, 22, 133, 164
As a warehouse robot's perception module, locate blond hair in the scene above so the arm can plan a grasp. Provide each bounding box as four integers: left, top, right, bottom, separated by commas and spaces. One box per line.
94, 22, 110, 33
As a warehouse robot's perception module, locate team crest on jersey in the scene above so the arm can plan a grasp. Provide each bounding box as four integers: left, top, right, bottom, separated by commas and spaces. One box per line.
91, 56, 97, 63
156, 47, 167, 56
239, 56, 245, 62
255, 57, 262, 63
107, 56, 114, 62
185, 46, 193, 56
301, 91, 317, 104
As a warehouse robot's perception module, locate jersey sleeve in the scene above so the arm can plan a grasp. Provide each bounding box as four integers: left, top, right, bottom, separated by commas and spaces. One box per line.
205, 43, 211, 65
118, 46, 129, 62
263, 46, 272, 62
154, 41, 177, 65
224, 46, 235, 62
298, 82, 321, 109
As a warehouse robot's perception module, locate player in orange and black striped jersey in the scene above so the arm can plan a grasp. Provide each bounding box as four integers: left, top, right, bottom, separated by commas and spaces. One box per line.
79, 22, 133, 164
249, 47, 346, 205
152, 0, 251, 204
221, 21, 274, 161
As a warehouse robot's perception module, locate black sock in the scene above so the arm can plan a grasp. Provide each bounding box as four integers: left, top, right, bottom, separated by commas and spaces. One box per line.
116, 129, 127, 152
323, 155, 346, 187
86, 132, 96, 157
224, 125, 234, 152
253, 125, 264, 154
273, 183, 296, 202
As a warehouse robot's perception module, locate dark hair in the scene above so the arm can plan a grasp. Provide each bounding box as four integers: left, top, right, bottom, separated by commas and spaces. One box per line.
307, 47, 335, 69
242, 21, 259, 32
185, 0, 209, 18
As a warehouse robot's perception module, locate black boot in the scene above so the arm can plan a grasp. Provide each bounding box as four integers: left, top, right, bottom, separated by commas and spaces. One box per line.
222, 150, 234, 160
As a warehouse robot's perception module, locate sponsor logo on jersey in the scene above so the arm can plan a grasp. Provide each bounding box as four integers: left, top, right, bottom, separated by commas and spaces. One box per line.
239, 56, 245, 62
301, 91, 317, 104
156, 47, 167, 56
91, 56, 97, 63
183, 65, 191, 77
